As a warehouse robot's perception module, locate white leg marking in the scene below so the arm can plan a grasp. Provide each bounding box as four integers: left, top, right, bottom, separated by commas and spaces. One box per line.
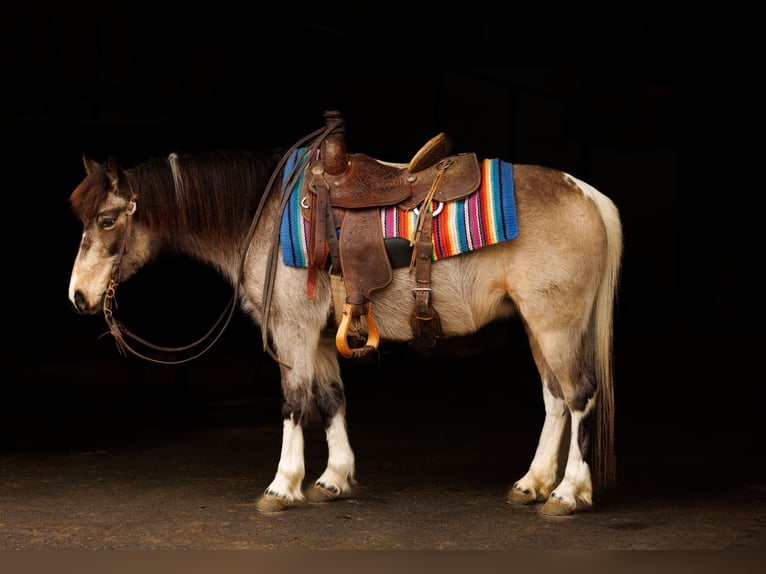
265, 415, 306, 501
512, 385, 568, 501
548, 400, 595, 512
315, 413, 355, 494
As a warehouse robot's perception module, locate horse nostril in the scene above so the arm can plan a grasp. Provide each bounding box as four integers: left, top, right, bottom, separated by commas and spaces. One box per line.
73, 291, 88, 314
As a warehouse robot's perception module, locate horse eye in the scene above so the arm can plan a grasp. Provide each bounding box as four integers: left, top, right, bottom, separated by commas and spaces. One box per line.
99, 217, 117, 230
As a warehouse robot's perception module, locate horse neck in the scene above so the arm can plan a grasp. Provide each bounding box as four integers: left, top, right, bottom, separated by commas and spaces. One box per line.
129, 151, 282, 283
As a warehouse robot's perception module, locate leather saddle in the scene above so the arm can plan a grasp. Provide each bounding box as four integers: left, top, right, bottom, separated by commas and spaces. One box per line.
301, 112, 481, 358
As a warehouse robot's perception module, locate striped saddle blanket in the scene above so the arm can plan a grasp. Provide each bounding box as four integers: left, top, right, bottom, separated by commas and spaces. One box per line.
279, 152, 519, 268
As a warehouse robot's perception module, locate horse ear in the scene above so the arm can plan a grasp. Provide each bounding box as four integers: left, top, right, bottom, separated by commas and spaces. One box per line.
82, 154, 101, 175
105, 154, 122, 190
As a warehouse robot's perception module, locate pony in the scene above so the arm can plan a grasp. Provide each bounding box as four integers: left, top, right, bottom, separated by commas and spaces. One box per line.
67, 116, 622, 516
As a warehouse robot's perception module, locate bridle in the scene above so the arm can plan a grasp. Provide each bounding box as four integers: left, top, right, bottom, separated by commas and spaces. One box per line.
100, 116, 343, 366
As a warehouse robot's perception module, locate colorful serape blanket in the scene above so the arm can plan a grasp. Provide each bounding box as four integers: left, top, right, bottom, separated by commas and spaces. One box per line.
279, 150, 518, 268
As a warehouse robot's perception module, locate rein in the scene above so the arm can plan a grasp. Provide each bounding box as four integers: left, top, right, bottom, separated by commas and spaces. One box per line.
101, 117, 344, 366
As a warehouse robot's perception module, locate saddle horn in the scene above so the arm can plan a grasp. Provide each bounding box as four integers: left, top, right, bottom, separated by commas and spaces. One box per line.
320, 110, 348, 176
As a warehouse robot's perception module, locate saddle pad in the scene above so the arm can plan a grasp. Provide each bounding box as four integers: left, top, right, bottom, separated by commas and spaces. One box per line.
279, 150, 518, 268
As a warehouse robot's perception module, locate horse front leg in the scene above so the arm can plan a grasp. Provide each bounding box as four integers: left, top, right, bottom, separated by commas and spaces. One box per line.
255, 331, 355, 512
255, 359, 313, 512
256, 410, 307, 513
255, 333, 317, 513
305, 337, 356, 502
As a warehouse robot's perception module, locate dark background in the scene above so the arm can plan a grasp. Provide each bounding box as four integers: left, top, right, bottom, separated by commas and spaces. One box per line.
0, 4, 765, 556
0, 7, 763, 452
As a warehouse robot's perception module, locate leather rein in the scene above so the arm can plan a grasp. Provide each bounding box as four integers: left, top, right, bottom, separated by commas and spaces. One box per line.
100, 118, 343, 366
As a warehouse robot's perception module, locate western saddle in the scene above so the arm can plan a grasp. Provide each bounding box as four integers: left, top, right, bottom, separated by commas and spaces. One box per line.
302, 111, 481, 358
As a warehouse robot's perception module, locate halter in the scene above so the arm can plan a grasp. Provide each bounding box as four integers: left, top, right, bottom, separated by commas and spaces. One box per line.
100, 117, 344, 366
101, 190, 136, 356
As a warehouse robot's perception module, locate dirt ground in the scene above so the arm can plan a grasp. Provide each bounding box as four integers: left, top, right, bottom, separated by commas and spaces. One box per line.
0, 320, 764, 559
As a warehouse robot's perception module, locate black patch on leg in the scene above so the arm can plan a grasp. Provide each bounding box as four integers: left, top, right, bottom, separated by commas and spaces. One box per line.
573, 357, 597, 466
313, 379, 345, 427
281, 386, 311, 426
545, 373, 564, 399
571, 362, 597, 412
578, 407, 594, 465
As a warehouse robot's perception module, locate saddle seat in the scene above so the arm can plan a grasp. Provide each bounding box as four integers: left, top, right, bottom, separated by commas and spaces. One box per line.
302, 112, 481, 358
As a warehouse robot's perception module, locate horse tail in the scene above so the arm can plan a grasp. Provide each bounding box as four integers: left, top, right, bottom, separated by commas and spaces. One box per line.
588, 188, 623, 490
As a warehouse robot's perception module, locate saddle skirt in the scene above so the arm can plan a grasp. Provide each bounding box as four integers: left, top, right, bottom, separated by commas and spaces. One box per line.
280, 150, 519, 268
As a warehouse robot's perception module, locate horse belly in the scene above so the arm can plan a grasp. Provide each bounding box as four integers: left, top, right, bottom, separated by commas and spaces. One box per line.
371, 247, 517, 341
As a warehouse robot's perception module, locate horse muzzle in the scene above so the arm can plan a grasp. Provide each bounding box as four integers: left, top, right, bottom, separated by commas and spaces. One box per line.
71, 289, 104, 315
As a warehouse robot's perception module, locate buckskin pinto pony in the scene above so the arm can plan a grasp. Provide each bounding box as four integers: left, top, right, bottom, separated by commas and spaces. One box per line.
67, 115, 622, 516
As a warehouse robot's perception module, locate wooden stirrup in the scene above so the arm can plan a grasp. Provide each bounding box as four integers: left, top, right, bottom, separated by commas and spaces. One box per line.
335, 302, 380, 359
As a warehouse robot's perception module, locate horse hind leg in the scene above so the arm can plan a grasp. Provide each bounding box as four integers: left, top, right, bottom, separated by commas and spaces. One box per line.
543, 393, 596, 516
305, 337, 356, 503
508, 331, 597, 516
508, 376, 570, 506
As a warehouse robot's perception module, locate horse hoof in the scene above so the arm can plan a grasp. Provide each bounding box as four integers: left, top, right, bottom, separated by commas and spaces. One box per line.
507, 487, 537, 506
541, 497, 575, 516
305, 483, 340, 503
255, 493, 291, 514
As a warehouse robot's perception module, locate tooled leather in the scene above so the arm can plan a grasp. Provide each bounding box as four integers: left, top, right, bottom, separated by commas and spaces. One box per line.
300, 152, 481, 220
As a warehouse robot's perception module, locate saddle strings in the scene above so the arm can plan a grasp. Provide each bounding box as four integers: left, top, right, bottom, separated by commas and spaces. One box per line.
408, 159, 449, 270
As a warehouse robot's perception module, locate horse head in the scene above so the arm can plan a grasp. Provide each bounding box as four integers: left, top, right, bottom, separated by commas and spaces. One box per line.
68, 154, 156, 315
